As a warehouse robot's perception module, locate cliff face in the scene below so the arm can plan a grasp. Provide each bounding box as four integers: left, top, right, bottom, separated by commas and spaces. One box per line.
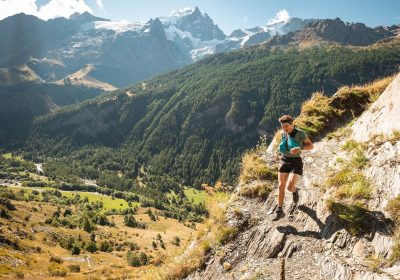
185, 73, 400, 280
352, 74, 400, 142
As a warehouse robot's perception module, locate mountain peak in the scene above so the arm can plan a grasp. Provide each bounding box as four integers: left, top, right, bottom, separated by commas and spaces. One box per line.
69, 11, 109, 24
168, 6, 226, 41
193, 6, 201, 15
146, 17, 166, 36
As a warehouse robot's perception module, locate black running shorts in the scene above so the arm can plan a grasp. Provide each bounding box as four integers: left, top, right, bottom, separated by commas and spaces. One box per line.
279, 157, 303, 175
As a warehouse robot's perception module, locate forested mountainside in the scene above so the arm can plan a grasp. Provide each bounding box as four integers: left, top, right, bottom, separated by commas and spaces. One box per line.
24, 42, 400, 189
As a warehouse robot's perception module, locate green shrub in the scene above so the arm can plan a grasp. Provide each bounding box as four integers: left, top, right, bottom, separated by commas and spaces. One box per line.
99, 240, 112, 252
171, 236, 181, 246
48, 263, 68, 277
49, 255, 63, 264
86, 241, 97, 253
386, 196, 400, 224
68, 264, 80, 273
71, 245, 80, 255
127, 252, 148, 267
326, 199, 371, 235
217, 226, 239, 245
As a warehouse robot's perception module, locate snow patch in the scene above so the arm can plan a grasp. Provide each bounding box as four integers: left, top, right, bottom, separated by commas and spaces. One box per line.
190, 46, 215, 61
159, 7, 196, 26
81, 20, 146, 34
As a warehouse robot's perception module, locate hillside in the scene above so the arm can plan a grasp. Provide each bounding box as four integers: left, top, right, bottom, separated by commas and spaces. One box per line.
0, 151, 209, 279
2, 73, 399, 280
161, 73, 400, 280
0, 185, 204, 279
0, 83, 104, 148
24, 42, 400, 190
53, 64, 117, 91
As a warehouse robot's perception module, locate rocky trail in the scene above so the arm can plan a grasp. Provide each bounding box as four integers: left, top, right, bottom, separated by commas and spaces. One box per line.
187, 133, 399, 280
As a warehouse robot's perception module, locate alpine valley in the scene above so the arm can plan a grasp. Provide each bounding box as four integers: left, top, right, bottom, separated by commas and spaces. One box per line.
0, 5, 400, 280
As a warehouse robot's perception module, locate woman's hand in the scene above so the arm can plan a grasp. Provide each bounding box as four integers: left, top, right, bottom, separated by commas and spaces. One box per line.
290, 147, 301, 155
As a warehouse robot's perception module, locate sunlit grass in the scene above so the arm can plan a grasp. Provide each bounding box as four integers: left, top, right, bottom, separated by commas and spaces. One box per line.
290, 75, 395, 140
7, 185, 136, 210
183, 187, 208, 204
2, 153, 23, 161
326, 199, 371, 236
149, 191, 231, 280
239, 151, 277, 185
61, 191, 135, 210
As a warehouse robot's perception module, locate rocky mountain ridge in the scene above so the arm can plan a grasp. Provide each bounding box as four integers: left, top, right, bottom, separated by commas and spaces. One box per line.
267, 17, 399, 47
2, 8, 396, 88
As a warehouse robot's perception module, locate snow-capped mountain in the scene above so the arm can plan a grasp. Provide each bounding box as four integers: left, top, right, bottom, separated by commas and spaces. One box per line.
0, 7, 319, 88
222, 17, 315, 50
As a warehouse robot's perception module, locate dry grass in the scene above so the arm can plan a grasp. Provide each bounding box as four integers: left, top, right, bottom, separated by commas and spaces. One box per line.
386, 196, 400, 225
366, 255, 384, 273
294, 92, 340, 138
327, 140, 372, 202
239, 181, 273, 199
338, 75, 395, 105
370, 130, 400, 146
150, 192, 231, 280
325, 138, 374, 236
239, 151, 277, 185
0, 192, 201, 280
389, 229, 400, 265
290, 75, 395, 141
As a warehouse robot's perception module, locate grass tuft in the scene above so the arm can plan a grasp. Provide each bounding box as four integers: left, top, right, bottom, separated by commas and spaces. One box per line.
386, 196, 400, 225
327, 169, 372, 201
239, 182, 273, 199
217, 226, 239, 245
326, 199, 371, 236
289, 75, 395, 141
239, 151, 277, 185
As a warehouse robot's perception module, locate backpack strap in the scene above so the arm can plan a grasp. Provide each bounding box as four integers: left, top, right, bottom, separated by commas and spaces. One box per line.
281, 131, 289, 151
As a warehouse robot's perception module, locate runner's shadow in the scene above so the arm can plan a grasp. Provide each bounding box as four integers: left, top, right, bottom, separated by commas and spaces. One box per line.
277, 204, 394, 240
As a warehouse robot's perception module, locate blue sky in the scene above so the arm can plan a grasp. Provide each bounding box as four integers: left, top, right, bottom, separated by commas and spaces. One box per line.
92, 0, 400, 33
2, 0, 400, 34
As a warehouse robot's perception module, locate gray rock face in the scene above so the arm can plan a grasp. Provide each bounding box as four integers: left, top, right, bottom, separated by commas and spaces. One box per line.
173, 7, 226, 41
352, 73, 400, 142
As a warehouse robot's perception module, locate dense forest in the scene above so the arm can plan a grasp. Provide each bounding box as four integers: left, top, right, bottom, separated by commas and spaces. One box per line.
20, 43, 400, 189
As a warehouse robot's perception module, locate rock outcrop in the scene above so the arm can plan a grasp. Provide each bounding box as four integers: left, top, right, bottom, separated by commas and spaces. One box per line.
352, 73, 400, 142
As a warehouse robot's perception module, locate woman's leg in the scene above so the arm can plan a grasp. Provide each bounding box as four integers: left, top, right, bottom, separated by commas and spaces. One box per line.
286, 173, 298, 192
278, 172, 289, 207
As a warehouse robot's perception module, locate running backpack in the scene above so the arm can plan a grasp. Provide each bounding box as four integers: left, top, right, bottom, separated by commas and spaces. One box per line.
279, 129, 300, 153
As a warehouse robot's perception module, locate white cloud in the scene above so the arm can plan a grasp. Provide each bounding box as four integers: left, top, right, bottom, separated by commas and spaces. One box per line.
243, 16, 248, 23
95, 0, 104, 11
0, 0, 92, 20
267, 9, 290, 25
0, 0, 37, 20
38, 0, 92, 20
